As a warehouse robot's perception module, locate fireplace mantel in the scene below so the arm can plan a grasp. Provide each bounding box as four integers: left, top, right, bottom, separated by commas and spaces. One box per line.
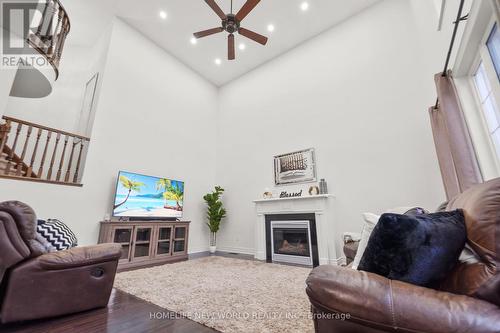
253, 194, 332, 203
253, 194, 339, 265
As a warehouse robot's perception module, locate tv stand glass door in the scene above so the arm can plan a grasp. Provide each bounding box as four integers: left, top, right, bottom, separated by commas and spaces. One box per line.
113, 227, 133, 263
155, 226, 173, 257
131, 226, 153, 261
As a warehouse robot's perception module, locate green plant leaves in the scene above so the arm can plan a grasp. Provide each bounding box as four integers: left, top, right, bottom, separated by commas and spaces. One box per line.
204, 186, 226, 233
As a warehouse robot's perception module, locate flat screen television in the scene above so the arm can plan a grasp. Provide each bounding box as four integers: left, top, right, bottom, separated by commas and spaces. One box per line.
112, 171, 184, 219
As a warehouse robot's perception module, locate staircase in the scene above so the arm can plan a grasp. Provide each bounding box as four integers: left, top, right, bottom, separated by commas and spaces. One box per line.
0, 145, 36, 178
27, 0, 71, 80
0, 116, 90, 186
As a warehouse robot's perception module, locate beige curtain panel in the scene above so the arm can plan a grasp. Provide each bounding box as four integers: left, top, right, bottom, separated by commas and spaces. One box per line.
429, 72, 483, 200
492, 0, 500, 23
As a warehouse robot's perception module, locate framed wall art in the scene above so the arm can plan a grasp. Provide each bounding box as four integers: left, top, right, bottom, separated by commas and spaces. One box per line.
274, 148, 317, 185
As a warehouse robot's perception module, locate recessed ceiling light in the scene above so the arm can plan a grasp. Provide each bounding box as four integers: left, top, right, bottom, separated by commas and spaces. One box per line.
190, 37, 198, 45
215, 58, 222, 66
159, 10, 167, 19
267, 24, 275, 32
300, 2, 309, 11
239, 43, 246, 51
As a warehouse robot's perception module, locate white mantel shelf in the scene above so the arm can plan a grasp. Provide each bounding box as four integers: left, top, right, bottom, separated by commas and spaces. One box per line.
253, 194, 333, 203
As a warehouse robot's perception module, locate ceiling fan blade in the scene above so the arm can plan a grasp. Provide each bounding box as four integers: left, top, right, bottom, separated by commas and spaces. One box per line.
204, 0, 227, 20
238, 27, 268, 45
193, 27, 224, 39
235, 0, 261, 22
228, 34, 235, 60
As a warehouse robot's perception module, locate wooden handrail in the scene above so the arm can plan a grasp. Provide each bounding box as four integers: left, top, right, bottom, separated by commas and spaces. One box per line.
2, 116, 90, 141
27, 0, 71, 80
0, 116, 90, 186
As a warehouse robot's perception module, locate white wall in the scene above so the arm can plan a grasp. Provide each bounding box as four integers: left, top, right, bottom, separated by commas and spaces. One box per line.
0, 27, 19, 118
215, 0, 446, 257
0, 18, 219, 252
3, 23, 115, 136
433, 0, 444, 18
0, 68, 16, 119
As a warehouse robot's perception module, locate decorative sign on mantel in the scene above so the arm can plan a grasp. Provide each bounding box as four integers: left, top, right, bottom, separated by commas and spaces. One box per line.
279, 190, 303, 198
262, 183, 329, 200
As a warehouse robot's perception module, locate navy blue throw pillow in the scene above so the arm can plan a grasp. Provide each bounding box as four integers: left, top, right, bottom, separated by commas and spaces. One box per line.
358, 210, 466, 287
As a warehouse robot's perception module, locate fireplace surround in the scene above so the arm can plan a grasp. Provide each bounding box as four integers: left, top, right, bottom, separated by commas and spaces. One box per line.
254, 195, 338, 266
266, 214, 319, 266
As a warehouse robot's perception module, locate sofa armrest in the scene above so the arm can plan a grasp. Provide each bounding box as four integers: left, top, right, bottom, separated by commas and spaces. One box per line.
306, 265, 500, 333
38, 243, 121, 270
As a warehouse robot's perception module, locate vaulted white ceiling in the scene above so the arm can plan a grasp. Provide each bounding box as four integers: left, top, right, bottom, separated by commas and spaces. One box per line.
62, 0, 382, 86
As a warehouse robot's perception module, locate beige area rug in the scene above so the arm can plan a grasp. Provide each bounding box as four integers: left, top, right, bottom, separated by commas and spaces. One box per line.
114, 256, 314, 333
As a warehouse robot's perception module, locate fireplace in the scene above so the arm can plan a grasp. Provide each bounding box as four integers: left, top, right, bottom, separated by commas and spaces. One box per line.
265, 214, 319, 267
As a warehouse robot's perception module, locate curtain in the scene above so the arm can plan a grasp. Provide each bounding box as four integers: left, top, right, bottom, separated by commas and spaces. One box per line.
429, 71, 483, 200
492, 0, 500, 24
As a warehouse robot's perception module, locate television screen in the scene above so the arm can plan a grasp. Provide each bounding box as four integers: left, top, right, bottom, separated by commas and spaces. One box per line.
112, 171, 184, 218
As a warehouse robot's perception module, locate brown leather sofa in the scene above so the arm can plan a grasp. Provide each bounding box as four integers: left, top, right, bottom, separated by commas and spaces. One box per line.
306, 178, 500, 333
0, 201, 122, 324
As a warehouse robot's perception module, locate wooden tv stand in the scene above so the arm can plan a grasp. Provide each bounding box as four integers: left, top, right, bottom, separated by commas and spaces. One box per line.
98, 220, 190, 272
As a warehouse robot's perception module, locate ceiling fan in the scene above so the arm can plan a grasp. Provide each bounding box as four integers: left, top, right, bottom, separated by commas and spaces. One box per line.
193, 0, 268, 61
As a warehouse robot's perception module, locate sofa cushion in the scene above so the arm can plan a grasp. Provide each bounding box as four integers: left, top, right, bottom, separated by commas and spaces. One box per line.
38, 243, 122, 270
0, 201, 47, 257
351, 207, 429, 270
351, 213, 379, 270
442, 178, 500, 306
358, 210, 466, 287
37, 219, 78, 251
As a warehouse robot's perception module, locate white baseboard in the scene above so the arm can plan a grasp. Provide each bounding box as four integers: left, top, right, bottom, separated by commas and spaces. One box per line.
215, 245, 255, 256
191, 246, 346, 266
188, 247, 209, 255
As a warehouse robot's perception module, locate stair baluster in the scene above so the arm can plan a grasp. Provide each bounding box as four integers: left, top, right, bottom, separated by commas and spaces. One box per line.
47, 133, 61, 180
37, 131, 52, 178
56, 135, 69, 181
16, 126, 33, 176
73, 140, 85, 183
5, 123, 22, 175
0, 120, 11, 155
27, 128, 43, 178
64, 139, 77, 182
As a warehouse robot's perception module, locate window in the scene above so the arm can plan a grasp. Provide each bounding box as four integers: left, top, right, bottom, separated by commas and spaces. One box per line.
454, 1, 500, 177
487, 24, 500, 80
473, 62, 500, 157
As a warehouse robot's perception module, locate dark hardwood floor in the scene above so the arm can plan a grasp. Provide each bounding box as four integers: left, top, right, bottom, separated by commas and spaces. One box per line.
0, 289, 220, 333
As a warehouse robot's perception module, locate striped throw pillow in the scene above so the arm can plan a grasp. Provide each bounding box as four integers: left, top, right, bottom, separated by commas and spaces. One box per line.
37, 219, 78, 251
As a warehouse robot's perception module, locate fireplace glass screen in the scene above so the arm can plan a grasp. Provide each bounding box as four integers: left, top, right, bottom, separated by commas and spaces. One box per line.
273, 228, 310, 257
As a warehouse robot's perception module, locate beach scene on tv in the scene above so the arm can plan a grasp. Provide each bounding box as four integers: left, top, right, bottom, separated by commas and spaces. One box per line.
113, 171, 184, 218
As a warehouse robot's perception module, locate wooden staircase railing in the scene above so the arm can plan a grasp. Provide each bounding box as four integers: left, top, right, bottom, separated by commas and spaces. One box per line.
27, 0, 71, 80
0, 116, 89, 186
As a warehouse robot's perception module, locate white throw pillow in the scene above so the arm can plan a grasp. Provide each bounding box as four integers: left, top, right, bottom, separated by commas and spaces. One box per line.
351, 213, 380, 270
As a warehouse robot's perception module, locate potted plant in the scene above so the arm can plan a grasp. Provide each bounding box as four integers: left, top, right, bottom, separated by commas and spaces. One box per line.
203, 186, 226, 254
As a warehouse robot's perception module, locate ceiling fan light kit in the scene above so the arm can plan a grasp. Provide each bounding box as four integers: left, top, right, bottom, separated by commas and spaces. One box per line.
194, 0, 269, 61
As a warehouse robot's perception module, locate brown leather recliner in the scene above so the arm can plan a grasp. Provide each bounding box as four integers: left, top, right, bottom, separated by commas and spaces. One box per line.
0, 201, 122, 324
306, 178, 500, 333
